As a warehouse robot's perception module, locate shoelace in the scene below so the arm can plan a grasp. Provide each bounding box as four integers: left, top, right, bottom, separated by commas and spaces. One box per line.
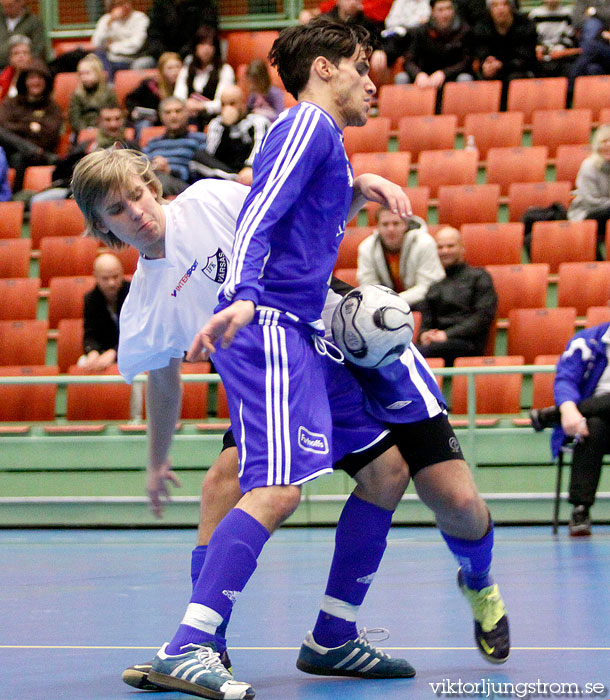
184, 644, 232, 677
313, 335, 345, 364
357, 627, 391, 658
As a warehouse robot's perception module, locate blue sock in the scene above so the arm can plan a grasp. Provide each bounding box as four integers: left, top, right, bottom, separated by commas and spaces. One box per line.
313, 493, 393, 648
166, 509, 269, 655
442, 525, 494, 591
191, 545, 229, 653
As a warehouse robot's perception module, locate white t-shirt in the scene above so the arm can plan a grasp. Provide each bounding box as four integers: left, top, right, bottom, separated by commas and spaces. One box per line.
118, 179, 249, 383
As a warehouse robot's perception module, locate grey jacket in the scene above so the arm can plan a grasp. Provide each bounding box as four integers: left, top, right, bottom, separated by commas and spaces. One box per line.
356, 216, 445, 307
568, 156, 610, 221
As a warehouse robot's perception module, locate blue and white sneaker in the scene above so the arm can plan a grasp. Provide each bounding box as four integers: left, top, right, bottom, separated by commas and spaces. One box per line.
121, 650, 233, 691
148, 642, 254, 699
296, 628, 416, 679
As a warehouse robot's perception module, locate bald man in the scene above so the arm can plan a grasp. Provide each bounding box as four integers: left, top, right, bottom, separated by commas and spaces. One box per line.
417, 226, 497, 365
79, 253, 130, 371
190, 85, 270, 186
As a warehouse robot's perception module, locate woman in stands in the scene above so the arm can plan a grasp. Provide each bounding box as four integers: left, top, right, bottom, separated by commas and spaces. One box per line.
68, 53, 118, 136
173, 25, 235, 129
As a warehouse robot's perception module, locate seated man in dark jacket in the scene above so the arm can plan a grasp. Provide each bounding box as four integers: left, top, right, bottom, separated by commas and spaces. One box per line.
79, 253, 130, 372
403, 0, 473, 88
417, 226, 497, 365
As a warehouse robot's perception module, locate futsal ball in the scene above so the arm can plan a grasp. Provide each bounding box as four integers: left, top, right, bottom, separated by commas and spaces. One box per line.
331, 284, 414, 367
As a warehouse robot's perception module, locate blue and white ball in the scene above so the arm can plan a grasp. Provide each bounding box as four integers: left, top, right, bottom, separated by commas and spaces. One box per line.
331, 284, 414, 367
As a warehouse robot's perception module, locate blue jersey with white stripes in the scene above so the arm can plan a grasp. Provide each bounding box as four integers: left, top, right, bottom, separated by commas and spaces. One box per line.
218, 102, 353, 323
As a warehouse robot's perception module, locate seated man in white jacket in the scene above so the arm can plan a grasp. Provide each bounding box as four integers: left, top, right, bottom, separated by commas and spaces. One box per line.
356, 206, 444, 310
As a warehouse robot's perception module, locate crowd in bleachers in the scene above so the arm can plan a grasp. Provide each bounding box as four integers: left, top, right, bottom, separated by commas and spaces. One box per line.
3, 0, 610, 433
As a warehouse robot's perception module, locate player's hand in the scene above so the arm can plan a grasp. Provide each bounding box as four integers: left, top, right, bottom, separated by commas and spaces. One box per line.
188, 300, 255, 359
560, 402, 589, 439
354, 173, 412, 220
147, 459, 181, 519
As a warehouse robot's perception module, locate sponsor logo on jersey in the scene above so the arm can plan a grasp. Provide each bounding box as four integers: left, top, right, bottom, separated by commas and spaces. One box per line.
386, 400, 412, 410
222, 589, 240, 604
171, 259, 198, 297
298, 426, 329, 454
202, 248, 228, 284
449, 437, 461, 453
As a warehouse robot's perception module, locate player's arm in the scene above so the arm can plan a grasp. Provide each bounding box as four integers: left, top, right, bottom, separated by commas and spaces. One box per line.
349, 173, 412, 222
146, 356, 183, 518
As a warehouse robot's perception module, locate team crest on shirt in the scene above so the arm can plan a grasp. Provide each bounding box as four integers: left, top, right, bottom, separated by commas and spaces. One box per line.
202, 248, 228, 283
298, 427, 329, 454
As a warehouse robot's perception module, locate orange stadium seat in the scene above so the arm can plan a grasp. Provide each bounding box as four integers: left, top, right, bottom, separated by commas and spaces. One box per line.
30, 198, 87, 248
56, 318, 84, 373
351, 152, 411, 187
441, 80, 502, 125
572, 75, 610, 123
417, 149, 478, 197
358, 186, 430, 225
66, 365, 131, 421
22, 165, 54, 192
557, 262, 610, 316
531, 109, 592, 158
224, 30, 279, 70
586, 306, 610, 327
555, 144, 591, 187
599, 107, 610, 124
113, 69, 159, 107
179, 362, 211, 420
378, 84, 436, 129
437, 184, 500, 228
485, 146, 548, 196
530, 220, 597, 273
52, 72, 79, 115
463, 111, 524, 160
0, 278, 41, 320
452, 355, 524, 416
0, 201, 25, 238
343, 118, 391, 158
109, 245, 140, 275
485, 264, 549, 318
0, 365, 58, 422
47, 276, 95, 329
138, 125, 166, 148
333, 267, 358, 287
0, 320, 48, 365
507, 181, 572, 222
506, 77, 568, 125
335, 227, 375, 269
39, 236, 99, 287
460, 223, 524, 266
507, 307, 576, 363
531, 355, 559, 411
216, 381, 229, 419
397, 114, 457, 161
0, 238, 31, 278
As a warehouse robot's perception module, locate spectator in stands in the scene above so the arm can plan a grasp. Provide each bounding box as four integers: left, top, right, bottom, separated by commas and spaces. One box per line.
0, 0, 45, 69
134, 0, 218, 68
0, 60, 62, 193
471, 0, 537, 108
245, 59, 285, 123
320, 0, 384, 40
572, 0, 610, 40
173, 25, 235, 130
90, 0, 149, 81
190, 85, 269, 186
0, 34, 31, 100
454, 0, 489, 27
30, 101, 138, 204
416, 226, 497, 365
299, 0, 392, 24
568, 123, 610, 256
369, 0, 431, 77
568, 2, 610, 84
143, 96, 207, 196
0, 145, 11, 200
356, 206, 445, 310
529, 0, 575, 77
78, 253, 131, 372
401, 0, 473, 88
529, 321, 610, 536
68, 53, 118, 137
125, 51, 182, 135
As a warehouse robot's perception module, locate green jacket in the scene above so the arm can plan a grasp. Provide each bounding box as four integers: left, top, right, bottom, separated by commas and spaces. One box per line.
0, 9, 46, 69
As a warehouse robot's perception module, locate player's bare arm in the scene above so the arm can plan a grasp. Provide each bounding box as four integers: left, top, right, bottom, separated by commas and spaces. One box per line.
349, 173, 412, 222
188, 299, 256, 359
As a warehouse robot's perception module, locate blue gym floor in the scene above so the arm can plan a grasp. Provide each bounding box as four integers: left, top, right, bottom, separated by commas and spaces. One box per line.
1, 526, 609, 700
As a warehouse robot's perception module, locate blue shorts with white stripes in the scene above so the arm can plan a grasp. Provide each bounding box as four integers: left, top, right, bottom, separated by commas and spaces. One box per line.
212, 318, 389, 493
